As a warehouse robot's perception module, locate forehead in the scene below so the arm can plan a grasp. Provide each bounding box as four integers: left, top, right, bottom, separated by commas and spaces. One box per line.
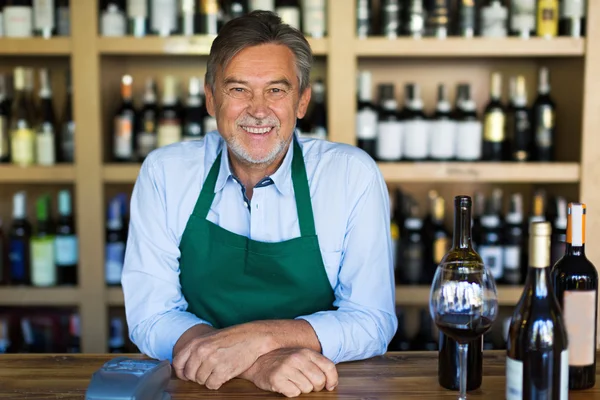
221, 43, 298, 85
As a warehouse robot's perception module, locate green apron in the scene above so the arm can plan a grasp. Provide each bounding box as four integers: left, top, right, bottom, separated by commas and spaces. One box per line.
178, 138, 336, 329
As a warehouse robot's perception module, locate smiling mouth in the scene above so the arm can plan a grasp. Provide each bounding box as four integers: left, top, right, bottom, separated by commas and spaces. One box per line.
240, 126, 274, 135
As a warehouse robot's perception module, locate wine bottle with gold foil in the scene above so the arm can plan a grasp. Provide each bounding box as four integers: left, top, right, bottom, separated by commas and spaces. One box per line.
483, 72, 507, 161
536, 0, 559, 38
552, 203, 598, 390
10, 67, 36, 167
423, 191, 449, 284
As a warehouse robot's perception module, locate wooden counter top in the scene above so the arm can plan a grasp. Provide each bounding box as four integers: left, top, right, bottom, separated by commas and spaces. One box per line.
1, 351, 599, 399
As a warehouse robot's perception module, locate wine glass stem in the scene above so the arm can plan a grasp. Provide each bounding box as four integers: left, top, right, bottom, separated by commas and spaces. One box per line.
458, 343, 468, 400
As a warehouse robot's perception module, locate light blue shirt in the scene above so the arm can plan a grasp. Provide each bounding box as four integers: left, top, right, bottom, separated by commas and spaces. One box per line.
122, 131, 398, 364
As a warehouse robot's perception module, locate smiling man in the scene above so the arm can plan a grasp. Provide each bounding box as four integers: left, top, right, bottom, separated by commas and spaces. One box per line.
121, 10, 397, 398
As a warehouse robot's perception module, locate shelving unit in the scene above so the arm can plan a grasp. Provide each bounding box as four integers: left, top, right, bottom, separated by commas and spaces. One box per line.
1, 1, 599, 353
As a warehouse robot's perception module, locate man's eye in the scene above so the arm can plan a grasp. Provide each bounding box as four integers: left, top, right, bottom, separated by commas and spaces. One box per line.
232, 87, 245, 92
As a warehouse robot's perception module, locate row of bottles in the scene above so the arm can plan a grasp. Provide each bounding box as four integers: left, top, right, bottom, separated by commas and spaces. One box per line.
0, 0, 70, 38
434, 195, 597, 393
0, 308, 134, 354
99, 0, 326, 38
391, 187, 569, 287
358, 0, 586, 39
0, 190, 78, 286
111, 73, 326, 162
356, 66, 556, 162
0, 67, 75, 166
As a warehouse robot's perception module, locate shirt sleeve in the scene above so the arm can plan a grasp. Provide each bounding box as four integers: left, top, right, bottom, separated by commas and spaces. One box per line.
296, 164, 398, 364
122, 157, 212, 362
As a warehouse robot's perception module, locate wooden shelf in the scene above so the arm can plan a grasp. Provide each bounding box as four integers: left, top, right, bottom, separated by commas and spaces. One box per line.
396, 285, 523, 306
0, 38, 71, 55
378, 162, 580, 183
0, 165, 76, 183
98, 36, 328, 56
107, 287, 124, 306
355, 37, 585, 57
0, 287, 79, 306
103, 164, 142, 183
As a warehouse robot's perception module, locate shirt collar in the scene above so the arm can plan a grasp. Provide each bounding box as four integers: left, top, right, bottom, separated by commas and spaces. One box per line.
213, 136, 295, 196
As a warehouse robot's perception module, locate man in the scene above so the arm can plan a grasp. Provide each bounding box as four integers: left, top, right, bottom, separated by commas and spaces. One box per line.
122, 10, 397, 398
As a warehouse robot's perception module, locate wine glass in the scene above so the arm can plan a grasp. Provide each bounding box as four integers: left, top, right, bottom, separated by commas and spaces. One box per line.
429, 262, 499, 400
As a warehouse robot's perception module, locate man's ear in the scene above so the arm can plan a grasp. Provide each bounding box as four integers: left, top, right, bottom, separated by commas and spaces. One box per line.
296, 85, 312, 119
205, 82, 216, 117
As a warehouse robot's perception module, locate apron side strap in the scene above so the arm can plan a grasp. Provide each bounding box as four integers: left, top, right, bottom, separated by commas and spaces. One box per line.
292, 139, 317, 237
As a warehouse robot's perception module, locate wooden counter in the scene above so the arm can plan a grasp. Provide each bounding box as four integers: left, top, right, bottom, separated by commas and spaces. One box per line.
1, 351, 599, 399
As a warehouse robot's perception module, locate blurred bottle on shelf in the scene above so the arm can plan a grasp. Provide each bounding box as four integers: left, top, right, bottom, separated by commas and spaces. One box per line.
8, 191, 31, 285
55, 189, 78, 285
105, 194, 127, 286
30, 194, 56, 287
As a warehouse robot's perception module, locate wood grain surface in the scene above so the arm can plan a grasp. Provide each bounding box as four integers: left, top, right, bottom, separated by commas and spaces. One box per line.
1, 351, 599, 399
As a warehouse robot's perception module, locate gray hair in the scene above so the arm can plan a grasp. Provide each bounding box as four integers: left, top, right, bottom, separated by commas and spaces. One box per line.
205, 11, 313, 95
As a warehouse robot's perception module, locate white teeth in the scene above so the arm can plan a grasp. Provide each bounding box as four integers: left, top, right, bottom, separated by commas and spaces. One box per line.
242, 126, 272, 134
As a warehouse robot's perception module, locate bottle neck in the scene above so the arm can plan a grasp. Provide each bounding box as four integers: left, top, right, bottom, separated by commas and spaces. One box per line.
452, 202, 472, 249
526, 266, 553, 299
565, 243, 585, 257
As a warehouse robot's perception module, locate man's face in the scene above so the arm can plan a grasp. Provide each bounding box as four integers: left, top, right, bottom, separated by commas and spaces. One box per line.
205, 43, 311, 166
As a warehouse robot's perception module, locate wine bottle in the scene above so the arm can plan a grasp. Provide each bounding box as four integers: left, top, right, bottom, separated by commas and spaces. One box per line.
4, 0, 33, 37
478, 196, 504, 282
509, 0, 535, 38
480, 0, 508, 37
438, 195, 483, 391
198, 0, 219, 35
55, 190, 77, 285
66, 313, 80, 353
456, 0, 476, 38
551, 196, 567, 266
157, 75, 182, 148
36, 68, 57, 166
532, 67, 556, 162
105, 196, 126, 286
429, 83, 455, 161
537, 0, 559, 38
507, 75, 531, 162
471, 191, 485, 249
482, 72, 507, 161
355, 70, 377, 158
506, 221, 569, 399
455, 84, 482, 161
426, 0, 449, 39
305, 78, 326, 140
100, 0, 126, 37
136, 77, 158, 161
32, 0, 55, 38
30, 194, 56, 287
404, 0, 425, 38
109, 316, 126, 352
0, 218, 7, 285
356, 0, 371, 38
0, 318, 9, 353
113, 74, 136, 162
380, 0, 400, 39
59, 69, 74, 163
249, 0, 274, 12
56, 0, 69, 36
275, 0, 300, 30
398, 202, 423, 285
375, 83, 402, 161
503, 193, 525, 286
0, 0, 4, 37
402, 83, 428, 161
302, 0, 325, 38
182, 76, 205, 141
423, 193, 449, 284
8, 191, 31, 285
127, 0, 148, 37
559, 0, 585, 38
150, 0, 178, 36
0, 74, 9, 162
10, 67, 36, 167
179, 0, 195, 35
552, 203, 598, 390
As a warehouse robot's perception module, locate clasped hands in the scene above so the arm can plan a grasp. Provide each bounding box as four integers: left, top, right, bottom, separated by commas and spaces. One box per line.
172, 321, 338, 398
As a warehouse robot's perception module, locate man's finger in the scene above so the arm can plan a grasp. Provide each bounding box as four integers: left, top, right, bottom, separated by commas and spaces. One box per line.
172, 348, 193, 381
309, 353, 338, 391
303, 361, 328, 391
285, 367, 314, 394
273, 379, 302, 398
183, 356, 202, 382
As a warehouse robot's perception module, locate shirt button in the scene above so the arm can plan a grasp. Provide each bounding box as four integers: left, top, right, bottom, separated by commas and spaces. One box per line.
244, 202, 248, 208
256, 203, 259, 210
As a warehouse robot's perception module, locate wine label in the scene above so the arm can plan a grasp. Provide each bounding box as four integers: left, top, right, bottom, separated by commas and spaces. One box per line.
302, 0, 326, 38
484, 111, 506, 142
33, 0, 54, 30
31, 238, 56, 286
356, 109, 378, 140
101, 10, 126, 36
429, 120, 456, 160
55, 235, 78, 266
137, 132, 157, 158
561, 0, 586, 18
506, 356, 523, 400
403, 120, 429, 160
563, 290, 596, 366
114, 117, 133, 158
158, 122, 182, 147
535, 105, 554, 148
4, 6, 33, 37
151, 0, 177, 35
511, 0, 535, 33
503, 245, 521, 271
105, 242, 125, 285
128, 0, 148, 18
11, 128, 35, 166
479, 245, 503, 279
376, 121, 403, 161
36, 130, 56, 166
276, 7, 301, 30
456, 120, 482, 160
9, 239, 27, 281
537, 0, 559, 37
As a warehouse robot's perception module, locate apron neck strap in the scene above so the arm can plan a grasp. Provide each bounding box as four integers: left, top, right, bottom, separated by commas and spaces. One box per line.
194, 137, 317, 237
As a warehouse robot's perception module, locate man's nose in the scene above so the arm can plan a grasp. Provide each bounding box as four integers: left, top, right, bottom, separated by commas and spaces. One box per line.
247, 94, 270, 119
